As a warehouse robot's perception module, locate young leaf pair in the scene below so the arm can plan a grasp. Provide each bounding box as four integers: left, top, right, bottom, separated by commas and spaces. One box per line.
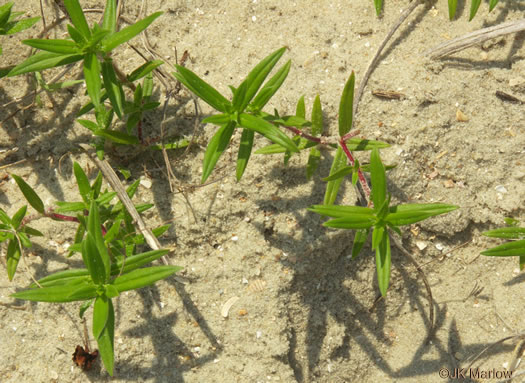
12, 200, 181, 376
310, 149, 458, 296
482, 218, 525, 269
173, 47, 302, 182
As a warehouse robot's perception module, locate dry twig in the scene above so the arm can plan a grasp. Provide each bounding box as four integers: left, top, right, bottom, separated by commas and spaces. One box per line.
426, 19, 525, 59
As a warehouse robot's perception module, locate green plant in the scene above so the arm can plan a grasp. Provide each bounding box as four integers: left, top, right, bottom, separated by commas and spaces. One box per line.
173, 47, 459, 297
0, 2, 40, 77
6, 0, 185, 155
6, 164, 180, 375
310, 149, 458, 296
481, 218, 525, 269
372, 0, 500, 20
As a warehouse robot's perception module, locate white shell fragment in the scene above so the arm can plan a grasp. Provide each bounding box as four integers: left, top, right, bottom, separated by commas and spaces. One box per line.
495, 185, 508, 194
416, 241, 428, 250
221, 296, 240, 318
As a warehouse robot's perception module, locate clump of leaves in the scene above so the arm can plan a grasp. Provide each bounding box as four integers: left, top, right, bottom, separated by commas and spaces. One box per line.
481, 218, 525, 269
7, 0, 186, 155
310, 149, 458, 296
6, 164, 180, 375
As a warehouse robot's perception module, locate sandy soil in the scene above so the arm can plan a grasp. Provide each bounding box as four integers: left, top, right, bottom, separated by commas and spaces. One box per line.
1, 0, 525, 382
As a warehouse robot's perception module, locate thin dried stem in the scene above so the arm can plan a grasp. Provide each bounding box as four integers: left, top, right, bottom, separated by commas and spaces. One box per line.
426, 18, 525, 59
353, 0, 423, 123
79, 144, 172, 266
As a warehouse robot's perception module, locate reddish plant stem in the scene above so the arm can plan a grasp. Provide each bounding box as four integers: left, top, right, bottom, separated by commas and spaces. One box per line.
281, 124, 372, 203
338, 138, 372, 203
282, 125, 321, 143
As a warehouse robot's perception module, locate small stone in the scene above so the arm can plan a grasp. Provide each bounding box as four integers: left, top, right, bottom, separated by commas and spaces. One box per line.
416, 241, 428, 250
456, 109, 469, 122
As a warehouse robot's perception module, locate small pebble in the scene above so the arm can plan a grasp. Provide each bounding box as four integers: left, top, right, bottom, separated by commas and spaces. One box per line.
495, 185, 507, 193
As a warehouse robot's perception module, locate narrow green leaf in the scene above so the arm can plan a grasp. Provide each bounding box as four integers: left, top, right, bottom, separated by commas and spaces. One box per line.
236, 129, 254, 181
77, 118, 99, 132
173, 66, 230, 113
22, 39, 79, 54
448, 0, 458, 20
232, 80, 248, 112
82, 232, 106, 285
309, 204, 375, 219
112, 266, 182, 292
306, 147, 321, 180
370, 148, 386, 210
31, 270, 90, 288
255, 139, 317, 155
17, 232, 31, 248
11, 205, 27, 229
127, 60, 163, 82
66, 23, 86, 44
0, 208, 12, 225
4, 17, 40, 35
372, 225, 384, 251
93, 296, 114, 376
385, 204, 458, 226
241, 47, 286, 110
102, 0, 117, 34
322, 216, 377, 230
101, 12, 162, 52
93, 295, 110, 339
239, 113, 298, 153
374, 0, 383, 16
73, 162, 91, 204
311, 95, 323, 136
352, 228, 369, 258
149, 138, 190, 151
101, 59, 124, 118
112, 249, 170, 275
338, 72, 355, 137
202, 121, 236, 183
469, 0, 482, 21
6, 239, 21, 281
20, 226, 43, 237
94, 130, 140, 145
345, 138, 390, 151
250, 59, 291, 111
12, 281, 97, 302
11, 174, 45, 214
375, 229, 391, 297
63, 0, 91, 38
54, 201, 86, 213
79, 299, 93, 318
83, 52, 102, 108
483, 227, 525, 240
8, 51, 83, 76
323, 147, 347, 205
295, 95, 305, 119
481, 240, 525, 257
87, 201, 110, 281
489, 0, 499, 12
322, 166, 352, 182
0, 2, 13, 27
